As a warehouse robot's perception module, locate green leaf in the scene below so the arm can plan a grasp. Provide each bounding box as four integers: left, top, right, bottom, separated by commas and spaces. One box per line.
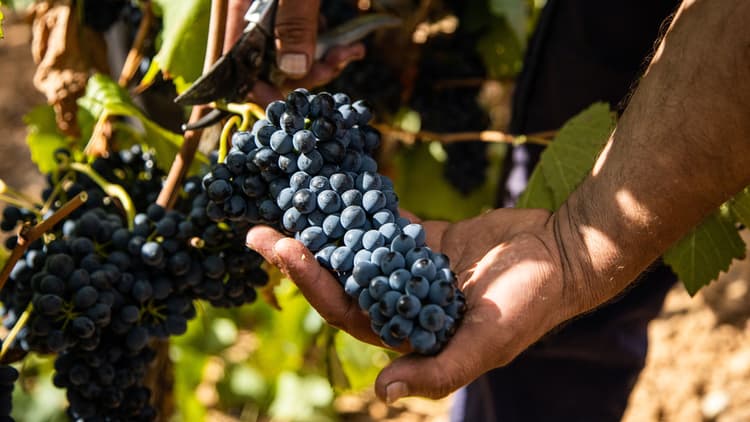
268, 372, 334, 421
1, 0, 35, 11
516, 165, 555, 210
334, 330, 391, 392
663, 209, 746, 295
538, 103, 615, 209
170, 346, 208, 422
324, 331, 350, 392
23, 106, 71, 174
78, 74, 208, 172
77, 73, 136, 118
476, 19, 524, 79
393, 142, 503, 222
152, 0, 210, 92
393, 107, 422, 133
488, 0, 527, 43
1, 9, 4, 39
228, 364, 267, 398
729, 186, 750, 228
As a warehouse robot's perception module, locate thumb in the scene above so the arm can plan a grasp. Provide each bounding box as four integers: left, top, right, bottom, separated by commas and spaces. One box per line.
274, 0, 320, 79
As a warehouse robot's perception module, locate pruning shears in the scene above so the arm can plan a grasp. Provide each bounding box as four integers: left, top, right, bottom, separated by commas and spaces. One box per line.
174, 0, 400, 129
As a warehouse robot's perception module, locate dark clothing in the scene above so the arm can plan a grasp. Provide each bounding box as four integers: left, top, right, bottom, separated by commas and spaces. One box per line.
454, 1, 680, 421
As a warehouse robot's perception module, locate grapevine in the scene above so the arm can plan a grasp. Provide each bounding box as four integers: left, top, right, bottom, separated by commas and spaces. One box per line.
0, 0, 528, 419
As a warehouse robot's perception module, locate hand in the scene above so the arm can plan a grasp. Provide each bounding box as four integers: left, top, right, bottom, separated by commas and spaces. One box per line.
246, 208, 583, 403
225, 0, 365, 106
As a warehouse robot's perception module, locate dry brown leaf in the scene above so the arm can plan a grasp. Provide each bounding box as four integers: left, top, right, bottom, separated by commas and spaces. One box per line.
30, 0, 109, 136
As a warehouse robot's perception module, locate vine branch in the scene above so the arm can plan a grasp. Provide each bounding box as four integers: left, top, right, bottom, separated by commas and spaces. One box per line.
118, 0, 154, 87
150, 1, 228, 420
156, 0, 228, 209
373, 124, 556, 146
0, 192, 88, 292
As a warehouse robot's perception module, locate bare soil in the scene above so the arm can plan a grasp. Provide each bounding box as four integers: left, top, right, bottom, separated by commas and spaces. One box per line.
0, 16, 46, 196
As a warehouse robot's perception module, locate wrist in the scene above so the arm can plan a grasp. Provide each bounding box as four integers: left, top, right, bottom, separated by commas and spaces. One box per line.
546, 190, 642, 318
545, 202, 601, 319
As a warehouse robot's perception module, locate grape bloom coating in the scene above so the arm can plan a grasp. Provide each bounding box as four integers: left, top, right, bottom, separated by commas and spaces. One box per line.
203, 89, 466, 354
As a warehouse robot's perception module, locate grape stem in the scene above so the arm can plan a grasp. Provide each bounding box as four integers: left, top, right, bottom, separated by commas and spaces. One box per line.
118, 0, 154, 87
218, 115, 242, 163
83, 111, 113, 158
0, 194, 40, 217
156, 0, 229, 210
0, 302, 32, 360
224, 102, 263, 129
0, 179, 41, 211
0, 192, 88, 292
67, 163, 136, 229
374, 124, 555, 146
40, 171, 75, 215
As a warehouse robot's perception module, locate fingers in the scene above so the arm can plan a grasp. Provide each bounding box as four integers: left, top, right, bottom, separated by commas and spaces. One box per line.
225, 0, 252, 53
246, 225, 381, 346
275, 0, 321, 78
321, 43, 366, 70
281, 43, 365, 90
397, 208, 421, 224
245, 225, 286, 267
249, 82, 284, 108
374, 312, 499, 404
420, 221, 450, 252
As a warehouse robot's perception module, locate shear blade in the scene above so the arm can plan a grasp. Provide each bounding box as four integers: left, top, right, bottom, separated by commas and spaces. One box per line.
174, 54, 238, 106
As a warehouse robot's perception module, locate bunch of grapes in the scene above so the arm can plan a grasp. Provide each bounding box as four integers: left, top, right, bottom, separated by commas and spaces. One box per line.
410, 22, 491, 196
202, 90, 465, 354
54, 333, 157, 421
0, 83, 468, 420
0, 143, 269, 419
91, 145, 165, 210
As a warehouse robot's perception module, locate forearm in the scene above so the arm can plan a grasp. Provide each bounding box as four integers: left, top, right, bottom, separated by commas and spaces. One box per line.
553, 0, 750, 313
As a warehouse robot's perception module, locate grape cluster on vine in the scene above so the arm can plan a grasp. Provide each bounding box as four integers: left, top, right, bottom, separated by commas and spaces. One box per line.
0, 145, 268, 420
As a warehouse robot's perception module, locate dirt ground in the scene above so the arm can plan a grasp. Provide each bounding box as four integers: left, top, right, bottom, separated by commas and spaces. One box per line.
2, 15, 750, 422
0, 17, 46, 196
622, 235, 750, 422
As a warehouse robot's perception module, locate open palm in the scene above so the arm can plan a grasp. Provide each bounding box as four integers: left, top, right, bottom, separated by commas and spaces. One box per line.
246, 207, 575, 403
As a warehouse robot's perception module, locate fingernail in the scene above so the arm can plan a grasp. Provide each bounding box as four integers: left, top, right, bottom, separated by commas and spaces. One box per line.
278, 53, 308, 77
245, 230, 258, 250
385, 382, 408, 405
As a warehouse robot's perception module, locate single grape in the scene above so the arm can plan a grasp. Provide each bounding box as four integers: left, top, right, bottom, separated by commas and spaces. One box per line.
292, 130, 316, 154
419, 304, 446, 332
340, 205, 366, 229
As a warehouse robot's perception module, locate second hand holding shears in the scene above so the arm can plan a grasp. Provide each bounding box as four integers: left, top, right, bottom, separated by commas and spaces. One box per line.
175, 0, 401, 130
